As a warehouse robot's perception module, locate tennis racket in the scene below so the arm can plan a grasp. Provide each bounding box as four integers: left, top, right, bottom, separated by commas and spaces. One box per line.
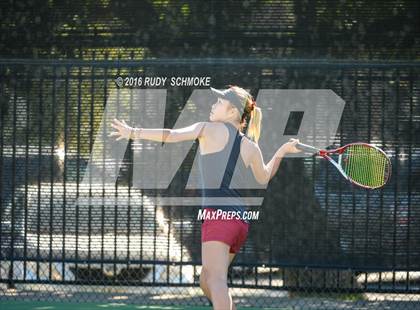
296, 142, 392, 189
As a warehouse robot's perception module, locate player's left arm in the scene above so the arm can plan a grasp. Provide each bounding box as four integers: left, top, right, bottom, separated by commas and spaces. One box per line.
110, 118, 208, 143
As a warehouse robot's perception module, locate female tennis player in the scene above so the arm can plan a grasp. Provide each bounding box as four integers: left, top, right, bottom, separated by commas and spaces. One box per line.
109, 85, 300, 310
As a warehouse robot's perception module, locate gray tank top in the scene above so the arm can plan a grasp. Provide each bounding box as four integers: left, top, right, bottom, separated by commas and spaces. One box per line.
198, 122, 250, 223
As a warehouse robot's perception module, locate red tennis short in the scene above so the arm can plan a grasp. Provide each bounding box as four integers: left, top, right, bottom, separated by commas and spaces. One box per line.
201, 208, 249, 253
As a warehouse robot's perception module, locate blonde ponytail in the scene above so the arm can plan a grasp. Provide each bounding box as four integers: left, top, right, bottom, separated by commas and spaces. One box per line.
246, 106, 262, 143
226, 85, 262, 143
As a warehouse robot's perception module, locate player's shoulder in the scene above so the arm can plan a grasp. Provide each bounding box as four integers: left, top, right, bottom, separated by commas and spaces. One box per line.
240, 135, 259, 153
238, 135, 259, 167
241, 134, 257, 146
201, 121, 229, 132
197, 121, 227, 138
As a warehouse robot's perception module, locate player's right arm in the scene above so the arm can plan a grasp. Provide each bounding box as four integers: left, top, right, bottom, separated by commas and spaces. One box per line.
244, 138, 300, 185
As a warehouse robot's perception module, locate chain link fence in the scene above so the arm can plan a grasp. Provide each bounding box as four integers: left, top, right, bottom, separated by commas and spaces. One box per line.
1, 0, 420, 308
0, 58, 419, 309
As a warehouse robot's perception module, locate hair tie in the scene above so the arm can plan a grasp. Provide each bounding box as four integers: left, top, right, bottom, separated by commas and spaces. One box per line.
250, 100, 257, 111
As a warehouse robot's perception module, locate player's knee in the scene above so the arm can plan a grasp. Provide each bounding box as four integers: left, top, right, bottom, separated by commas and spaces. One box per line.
206, 273, 227, 291
199, 269, 208, 290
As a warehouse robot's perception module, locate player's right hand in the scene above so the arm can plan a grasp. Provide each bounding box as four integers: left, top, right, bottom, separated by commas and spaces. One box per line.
280, 138, 301, 154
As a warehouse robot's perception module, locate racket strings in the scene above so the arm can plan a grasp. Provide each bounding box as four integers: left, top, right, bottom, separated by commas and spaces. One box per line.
342, 144, 390, 188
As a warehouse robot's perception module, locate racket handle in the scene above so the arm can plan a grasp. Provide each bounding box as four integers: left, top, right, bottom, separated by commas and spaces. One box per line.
296, 142, 320, 153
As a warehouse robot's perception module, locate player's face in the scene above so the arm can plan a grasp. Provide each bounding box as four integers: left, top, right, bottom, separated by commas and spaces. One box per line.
209, 98, 232, 122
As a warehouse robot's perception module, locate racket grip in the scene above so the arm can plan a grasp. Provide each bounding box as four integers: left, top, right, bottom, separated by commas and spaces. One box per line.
296, 142, 320, 153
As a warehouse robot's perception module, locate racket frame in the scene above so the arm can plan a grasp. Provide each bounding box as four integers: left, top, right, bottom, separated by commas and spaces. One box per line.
297, 142, 392, 189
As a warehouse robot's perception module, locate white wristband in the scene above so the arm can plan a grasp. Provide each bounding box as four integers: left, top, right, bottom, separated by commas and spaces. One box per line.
130, 128, 142, 140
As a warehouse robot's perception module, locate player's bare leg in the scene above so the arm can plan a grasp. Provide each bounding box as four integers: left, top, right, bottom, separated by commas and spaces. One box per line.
201, 241, 234, 310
